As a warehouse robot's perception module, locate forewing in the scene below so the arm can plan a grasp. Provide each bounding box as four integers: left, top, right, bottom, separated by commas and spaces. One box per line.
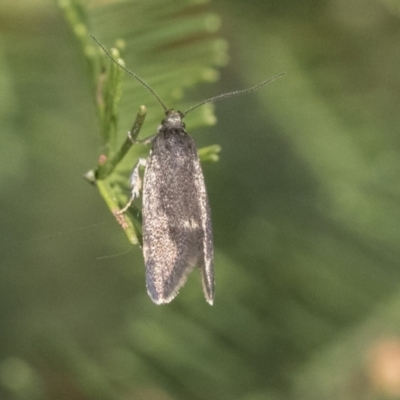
142, 129, 213, 304
192, 149, 214, 304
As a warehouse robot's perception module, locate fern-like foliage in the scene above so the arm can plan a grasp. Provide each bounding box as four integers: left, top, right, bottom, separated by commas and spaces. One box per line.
59, 0, 226, 244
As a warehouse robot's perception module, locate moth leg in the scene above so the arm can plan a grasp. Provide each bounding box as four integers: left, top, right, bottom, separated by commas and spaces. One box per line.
137, 135, 156, 145
116, 158, 147, 214
128, 131, 156, 145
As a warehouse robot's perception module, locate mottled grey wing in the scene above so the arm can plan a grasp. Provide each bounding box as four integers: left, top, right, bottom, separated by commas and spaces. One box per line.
142, 130, 214, 304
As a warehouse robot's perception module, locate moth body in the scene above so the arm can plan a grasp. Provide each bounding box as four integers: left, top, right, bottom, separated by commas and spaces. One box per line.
141, 110, 214, 304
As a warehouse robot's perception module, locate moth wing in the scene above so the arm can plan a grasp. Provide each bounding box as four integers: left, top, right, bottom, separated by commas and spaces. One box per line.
142, 131, 214, 304
192, 148, 214, 304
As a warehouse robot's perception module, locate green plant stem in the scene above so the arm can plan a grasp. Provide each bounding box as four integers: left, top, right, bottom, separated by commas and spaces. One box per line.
96, 106, 147, 180
96, 179, 139, 245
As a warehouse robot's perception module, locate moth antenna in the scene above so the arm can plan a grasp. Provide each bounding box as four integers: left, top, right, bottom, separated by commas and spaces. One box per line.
90, 34, 169, 113
183, 72, 285, 116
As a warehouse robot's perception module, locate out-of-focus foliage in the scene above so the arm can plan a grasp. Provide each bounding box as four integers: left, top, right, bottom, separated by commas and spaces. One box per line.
1, 0, 400, 399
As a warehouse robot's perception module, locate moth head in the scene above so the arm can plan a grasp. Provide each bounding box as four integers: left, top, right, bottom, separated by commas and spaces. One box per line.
162, 109, 185, 129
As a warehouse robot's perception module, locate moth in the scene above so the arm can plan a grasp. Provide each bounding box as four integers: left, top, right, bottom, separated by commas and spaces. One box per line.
92, 35, 284, 305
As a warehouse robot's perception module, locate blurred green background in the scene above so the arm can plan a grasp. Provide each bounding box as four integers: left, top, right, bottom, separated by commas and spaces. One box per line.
2, 0, 400, 399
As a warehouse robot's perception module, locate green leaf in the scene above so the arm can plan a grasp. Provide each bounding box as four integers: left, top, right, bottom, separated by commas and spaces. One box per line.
59, 0, 227, 245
